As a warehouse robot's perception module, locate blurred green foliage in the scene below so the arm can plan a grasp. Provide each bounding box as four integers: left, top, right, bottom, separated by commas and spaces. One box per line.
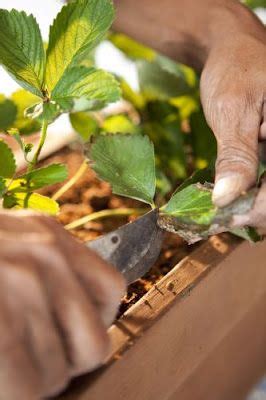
244, 0, 265, 9
107, 33, 217, 195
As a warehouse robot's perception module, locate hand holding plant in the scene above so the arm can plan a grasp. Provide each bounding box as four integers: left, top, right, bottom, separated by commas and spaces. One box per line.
85, 134, 260, 243
112, 0, 266, 234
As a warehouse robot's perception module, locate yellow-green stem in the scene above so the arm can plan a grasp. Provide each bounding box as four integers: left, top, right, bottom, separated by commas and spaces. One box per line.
28, 119, 48, 172
65, 207, 148, 230
52, 160, 88, 201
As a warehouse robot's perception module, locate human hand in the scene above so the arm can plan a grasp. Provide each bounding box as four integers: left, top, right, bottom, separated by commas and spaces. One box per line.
200, 30, 266, 231
0, 210, 125, 400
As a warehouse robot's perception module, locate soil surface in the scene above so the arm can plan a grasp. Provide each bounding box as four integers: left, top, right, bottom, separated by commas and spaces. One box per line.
41, 144, 193, 316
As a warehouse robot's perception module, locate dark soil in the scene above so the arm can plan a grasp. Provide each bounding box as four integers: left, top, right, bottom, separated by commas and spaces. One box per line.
41, 144, 192, 316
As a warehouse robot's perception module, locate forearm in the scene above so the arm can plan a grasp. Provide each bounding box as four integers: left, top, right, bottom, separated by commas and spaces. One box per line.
113, 0, 265, 71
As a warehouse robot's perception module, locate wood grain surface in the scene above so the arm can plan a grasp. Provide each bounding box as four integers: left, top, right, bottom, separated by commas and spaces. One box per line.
59, 235, 266, 400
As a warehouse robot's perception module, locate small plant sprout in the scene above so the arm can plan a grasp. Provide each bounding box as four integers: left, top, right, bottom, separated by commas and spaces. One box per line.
0, 0, 120, 214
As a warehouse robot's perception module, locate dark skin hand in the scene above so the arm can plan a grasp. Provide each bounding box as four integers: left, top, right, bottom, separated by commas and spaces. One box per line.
1, 1, 266, 399
113, 0, 266, 232
0, 210, 125, 399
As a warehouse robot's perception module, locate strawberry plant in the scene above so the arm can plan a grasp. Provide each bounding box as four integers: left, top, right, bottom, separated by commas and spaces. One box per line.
71, 32, 217, 195
78, 134, 259, 244
0, 0, 120, 214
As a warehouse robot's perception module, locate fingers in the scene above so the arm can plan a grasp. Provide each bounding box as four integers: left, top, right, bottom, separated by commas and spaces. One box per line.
213, 134, 258, 207
203, 92, 261, 208
38, 216, 126, 327
0, 341, 41, 400
2, 260, 70, 397
32, 244, 111, 377
0, 256, 69, 397
60, 237, 126, 327
0, 280, 42, 400
0, 213, 121, 396
232, 179, 266, 234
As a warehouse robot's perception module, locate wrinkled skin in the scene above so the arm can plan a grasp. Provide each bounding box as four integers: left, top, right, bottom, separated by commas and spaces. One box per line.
0, 210, 125, 400
0, 1, 266, 399
201, 33, 266, 210
114, 0, 266, 231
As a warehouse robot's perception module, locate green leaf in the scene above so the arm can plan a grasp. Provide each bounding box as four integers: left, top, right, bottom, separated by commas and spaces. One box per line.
2, 193, 17, 209
162, 183, 216, 225
25, 100, 73, 123
0, 96, 17, 130
170, 95, 198, 120
86, 134, 156, 205
20, 164, 68, 190
144, 101, 187, 180
0, 9, 45, 96
45, 0, 114, 91
190, 108, 217, 169
7, 128, 33, 161
11, 89, 41, 134
173, 168, 214, 194
70, 112, 99, 141
0, 177, 6, 197
244, 0, 265, 8
0, 140, 16, 178
102, 114, 140, 135
138, 60, 192, 101
71, 97, 105, 113
10, 192, 59, 215
119, 78, 145, 110
156, 169, 172, 197
51, 66, 120, 105
159, 182, 259, 244
155, 55, 197, 87
109, 33, 156, 61
230, 227, 261, 243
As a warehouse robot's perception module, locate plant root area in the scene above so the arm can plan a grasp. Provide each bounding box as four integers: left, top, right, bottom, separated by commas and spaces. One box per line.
41, 144, 193, 316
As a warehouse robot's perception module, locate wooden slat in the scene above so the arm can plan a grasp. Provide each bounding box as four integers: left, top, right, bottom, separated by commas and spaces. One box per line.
60, 235, 266, 399
169, 292, 266, 400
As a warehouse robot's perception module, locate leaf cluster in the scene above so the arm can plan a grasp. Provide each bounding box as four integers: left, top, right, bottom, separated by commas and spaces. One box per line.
0, 0, 120, 123
0, 139, 67, 214
0, 0, 121, 214
87, 134, 260, 243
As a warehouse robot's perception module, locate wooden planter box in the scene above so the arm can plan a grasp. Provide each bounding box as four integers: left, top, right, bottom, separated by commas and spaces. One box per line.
59, 234, 266, 400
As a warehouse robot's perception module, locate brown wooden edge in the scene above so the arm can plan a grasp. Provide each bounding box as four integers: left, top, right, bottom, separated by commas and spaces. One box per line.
58, 233, 266, 399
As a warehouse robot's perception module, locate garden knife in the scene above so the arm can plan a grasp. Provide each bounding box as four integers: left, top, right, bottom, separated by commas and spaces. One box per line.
86, 209, 164, 284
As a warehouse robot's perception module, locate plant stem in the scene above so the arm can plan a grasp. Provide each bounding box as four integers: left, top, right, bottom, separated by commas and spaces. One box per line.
65, 207, 148, 230
28, 119, 48, 172
52, 160, 88, 201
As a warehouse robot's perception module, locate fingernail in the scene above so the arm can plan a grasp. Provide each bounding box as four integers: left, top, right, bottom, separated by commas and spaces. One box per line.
212, 175, 245, 208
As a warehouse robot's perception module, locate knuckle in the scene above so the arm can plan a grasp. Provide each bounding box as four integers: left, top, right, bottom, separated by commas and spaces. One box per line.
216, 139, 258, 179
215, 93, 243, 123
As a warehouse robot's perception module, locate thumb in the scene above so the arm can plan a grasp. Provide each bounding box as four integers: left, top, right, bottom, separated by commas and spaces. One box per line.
211, 110, 260, 208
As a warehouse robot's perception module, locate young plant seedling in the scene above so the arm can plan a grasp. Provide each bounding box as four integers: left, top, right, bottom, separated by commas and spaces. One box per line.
0, 0, 120, 214
85, 134, 260, 244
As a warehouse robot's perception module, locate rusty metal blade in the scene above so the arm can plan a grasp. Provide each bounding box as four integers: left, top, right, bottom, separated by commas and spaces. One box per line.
86, 209, 164, 284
